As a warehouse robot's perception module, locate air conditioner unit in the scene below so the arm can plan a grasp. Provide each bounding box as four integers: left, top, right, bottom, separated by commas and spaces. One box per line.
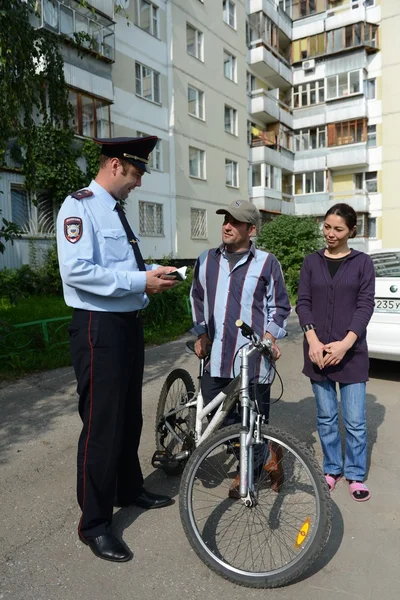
302, 59, 315, 71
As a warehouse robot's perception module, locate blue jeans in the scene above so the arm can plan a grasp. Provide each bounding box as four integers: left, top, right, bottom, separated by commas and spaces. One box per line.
311, 379, 367, 481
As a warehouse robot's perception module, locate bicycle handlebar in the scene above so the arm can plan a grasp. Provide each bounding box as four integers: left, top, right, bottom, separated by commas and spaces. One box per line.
235, 319, 273, 360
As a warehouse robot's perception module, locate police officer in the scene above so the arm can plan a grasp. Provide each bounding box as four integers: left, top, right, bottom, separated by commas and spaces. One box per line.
57, 137, 178, 563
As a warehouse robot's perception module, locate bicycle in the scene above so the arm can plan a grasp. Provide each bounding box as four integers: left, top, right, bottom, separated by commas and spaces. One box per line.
152, 320, 332, 588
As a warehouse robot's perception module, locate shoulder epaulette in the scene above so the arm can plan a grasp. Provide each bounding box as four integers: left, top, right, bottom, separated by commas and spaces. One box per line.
70, 189, 94, 200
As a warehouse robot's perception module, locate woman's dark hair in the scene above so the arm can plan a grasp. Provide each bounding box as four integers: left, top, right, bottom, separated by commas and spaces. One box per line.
324, 203, 357, 238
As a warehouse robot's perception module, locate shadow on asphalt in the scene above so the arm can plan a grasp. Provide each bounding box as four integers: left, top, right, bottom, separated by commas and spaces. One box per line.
0, 369, 77, 464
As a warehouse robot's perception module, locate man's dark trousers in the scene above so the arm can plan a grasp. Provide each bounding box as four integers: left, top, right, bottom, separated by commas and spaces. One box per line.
68, 309, 144, 539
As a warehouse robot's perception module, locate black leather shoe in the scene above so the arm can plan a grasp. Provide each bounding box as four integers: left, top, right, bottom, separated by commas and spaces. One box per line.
132, 489, 173, 509
79, 533, 133, 562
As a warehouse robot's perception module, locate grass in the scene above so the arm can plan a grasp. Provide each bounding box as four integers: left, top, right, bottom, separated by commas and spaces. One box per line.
0, 295, 192, 382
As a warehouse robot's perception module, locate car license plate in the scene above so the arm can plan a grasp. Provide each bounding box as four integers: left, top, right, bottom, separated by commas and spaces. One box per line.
374, 298, 400, 313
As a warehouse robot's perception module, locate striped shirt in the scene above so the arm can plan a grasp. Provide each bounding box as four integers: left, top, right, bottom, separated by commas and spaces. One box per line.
190, 243, 291, 380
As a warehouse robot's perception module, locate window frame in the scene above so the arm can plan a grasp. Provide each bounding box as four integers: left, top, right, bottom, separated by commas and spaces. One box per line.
10, 184, 56, 237
190, 207, 208, 239
137, 131, 162, 171
223, 0, 237, 30
136, 0, 159, 38
295, 126, 326, 151
365, 78, 376, 100
225, 159, 239, 188
135, 62, 161, 104
188, 85, 205, 120
186, 23, 204, 61
224, 104, 238, 136
68, 88, 112, 138
223, 49, 237, 82
139, 200, 164, 237
189, 146, 206, 180
326, 69, 362, 101
327, 119, 367, 147
293, 171, 326, 195
292, 79, 325, 108
367, 124, 377, 148
365, 171, 378, 194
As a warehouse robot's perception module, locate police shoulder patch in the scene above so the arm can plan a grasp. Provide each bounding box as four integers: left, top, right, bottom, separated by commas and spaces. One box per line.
64, 217, 83, 244
70, 189, 93, 200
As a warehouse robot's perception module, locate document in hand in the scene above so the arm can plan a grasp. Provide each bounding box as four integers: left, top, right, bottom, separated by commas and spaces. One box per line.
163, 266, 188, 281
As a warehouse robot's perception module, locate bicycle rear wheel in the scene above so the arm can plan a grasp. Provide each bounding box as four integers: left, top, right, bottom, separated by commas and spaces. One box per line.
179, 424, 331, 588
155, 369, 196, 476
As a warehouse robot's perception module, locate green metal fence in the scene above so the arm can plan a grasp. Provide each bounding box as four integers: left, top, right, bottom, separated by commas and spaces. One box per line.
0, 316, 71, 359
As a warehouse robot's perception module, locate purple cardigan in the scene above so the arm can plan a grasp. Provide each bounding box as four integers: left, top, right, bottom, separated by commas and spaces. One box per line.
296, 249, 375, 383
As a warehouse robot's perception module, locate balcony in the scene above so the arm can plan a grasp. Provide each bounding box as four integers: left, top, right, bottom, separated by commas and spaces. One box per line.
327, 143, 368, 169
252, 193, 295, 215
326, 1, 381, 31
248, 41, 292, 89
248, 0, 292, 40
328, 190, 369, 212
326, 95, 367, 123
251, 133, 294, 172
249, 89, 293, 129
31, 0, 115, 62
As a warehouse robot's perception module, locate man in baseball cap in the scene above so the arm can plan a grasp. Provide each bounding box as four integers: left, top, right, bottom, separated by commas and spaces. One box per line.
190, 198, 291, 498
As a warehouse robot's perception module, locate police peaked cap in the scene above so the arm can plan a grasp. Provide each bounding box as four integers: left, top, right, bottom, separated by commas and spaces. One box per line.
94, 136, 158, 173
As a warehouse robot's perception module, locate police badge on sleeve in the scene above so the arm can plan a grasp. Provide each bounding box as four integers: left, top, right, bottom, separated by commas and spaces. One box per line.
64, 217, 83, 243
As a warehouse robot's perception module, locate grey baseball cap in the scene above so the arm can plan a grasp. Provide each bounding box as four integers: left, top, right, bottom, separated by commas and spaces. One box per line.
216, 200, 260, 227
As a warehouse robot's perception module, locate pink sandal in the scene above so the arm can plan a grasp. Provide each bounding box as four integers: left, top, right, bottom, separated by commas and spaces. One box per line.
349, 481, 371, 502
325, 473, 342, 492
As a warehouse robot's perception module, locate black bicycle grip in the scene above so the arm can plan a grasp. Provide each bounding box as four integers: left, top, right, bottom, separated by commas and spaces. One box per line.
235, 319, 254, 338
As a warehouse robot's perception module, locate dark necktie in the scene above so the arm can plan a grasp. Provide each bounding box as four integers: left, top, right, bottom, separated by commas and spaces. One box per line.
115, 203, 146, 272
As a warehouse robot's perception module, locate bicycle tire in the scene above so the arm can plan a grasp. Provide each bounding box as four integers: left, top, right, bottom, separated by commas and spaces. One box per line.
155, 369, 196, 476
179, 424, 331, 588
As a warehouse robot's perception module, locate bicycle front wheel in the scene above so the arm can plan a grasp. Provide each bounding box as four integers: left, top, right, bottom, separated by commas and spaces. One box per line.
179, 424, 331, 588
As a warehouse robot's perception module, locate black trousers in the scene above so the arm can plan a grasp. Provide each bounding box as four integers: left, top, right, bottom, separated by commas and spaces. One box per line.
68, 309, 145, 539
201, 370, 271, 426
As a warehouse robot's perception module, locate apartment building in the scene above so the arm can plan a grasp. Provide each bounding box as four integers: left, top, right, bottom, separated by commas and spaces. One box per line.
1, 0, 398, 270
248, 0, 385, 252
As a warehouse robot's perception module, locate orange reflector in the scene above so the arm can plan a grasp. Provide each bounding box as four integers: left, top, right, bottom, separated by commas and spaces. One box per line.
295, 517, 311, 548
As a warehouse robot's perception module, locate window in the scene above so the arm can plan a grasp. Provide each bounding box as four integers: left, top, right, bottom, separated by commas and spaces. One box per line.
327, 119, 367, 146
137, 132, 162, 171
225, 159, 239, 187
365, 0, 375, 6
68, 90, 111, 138
188, 86, 205, 120
326, 22, 378, 53
189, 147, 206, 179
246, 72, 256, 95
295, 126, 326, 151
292, 33, 325, 62
326, 70, 361, 100
365, 171, 377, 193
135, 62, 160, 103
292, 0, 325, 20
365, 78, 376, 100
293, 80, 324, 108
294, 171, 325, 194
187, 24, 203, 61
223, 1, 236, 29
191, 208, 207, 239
224, 50, 236, 82
252, 164, 262, 187
139, 201, 163, 236
137, 1, 158, 37
367, 125, 377, 148
11, 186, 55, 235
368, 217, 377, 238
224, 105, 237, 135
264, 165, 282, 190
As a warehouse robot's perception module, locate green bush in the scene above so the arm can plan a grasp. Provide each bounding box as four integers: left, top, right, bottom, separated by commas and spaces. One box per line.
257, 214, 323, 298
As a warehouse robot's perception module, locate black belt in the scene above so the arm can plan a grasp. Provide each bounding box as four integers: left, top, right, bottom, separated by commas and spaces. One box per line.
73, 308, 142, 318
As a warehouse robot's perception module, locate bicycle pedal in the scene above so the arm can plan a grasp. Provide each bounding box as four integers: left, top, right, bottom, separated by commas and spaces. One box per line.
151, 450, 170, 469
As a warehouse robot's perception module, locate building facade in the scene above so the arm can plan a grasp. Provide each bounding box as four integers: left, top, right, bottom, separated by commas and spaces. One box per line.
0, 0, 398, 270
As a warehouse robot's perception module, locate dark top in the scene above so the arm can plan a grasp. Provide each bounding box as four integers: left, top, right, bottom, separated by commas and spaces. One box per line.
325, 255, 347, 278
296, 249, 375, 383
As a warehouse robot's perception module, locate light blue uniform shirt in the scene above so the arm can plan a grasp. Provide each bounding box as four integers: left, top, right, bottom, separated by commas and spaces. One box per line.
56, 180, 157, 312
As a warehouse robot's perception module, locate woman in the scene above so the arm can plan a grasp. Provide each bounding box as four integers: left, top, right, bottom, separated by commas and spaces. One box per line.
296, 203, 375, 502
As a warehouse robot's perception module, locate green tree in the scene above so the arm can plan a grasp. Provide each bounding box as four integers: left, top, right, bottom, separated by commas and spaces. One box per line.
257, 215, 323, 298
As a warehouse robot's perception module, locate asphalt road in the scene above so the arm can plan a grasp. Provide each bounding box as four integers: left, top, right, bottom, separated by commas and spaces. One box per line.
0, 316, 399, 600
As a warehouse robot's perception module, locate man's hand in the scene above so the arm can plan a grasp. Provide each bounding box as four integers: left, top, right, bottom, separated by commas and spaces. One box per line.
194, 334, 212, 358
145, 266, 179, 295
323, 340, 351, 367
263, 333, 281, 360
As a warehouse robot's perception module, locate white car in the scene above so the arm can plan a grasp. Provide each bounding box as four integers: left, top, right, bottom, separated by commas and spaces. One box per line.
367, 248, 400, 362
